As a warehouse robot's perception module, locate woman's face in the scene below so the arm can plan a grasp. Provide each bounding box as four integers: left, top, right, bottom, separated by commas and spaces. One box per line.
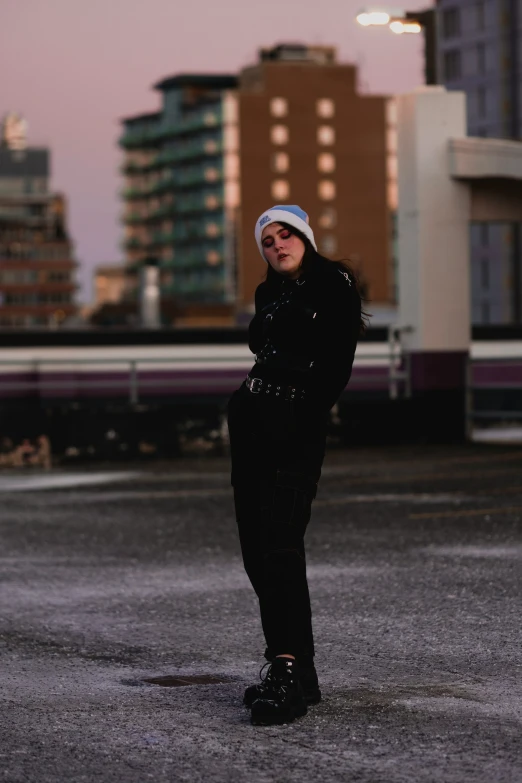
261, 223, 305, 279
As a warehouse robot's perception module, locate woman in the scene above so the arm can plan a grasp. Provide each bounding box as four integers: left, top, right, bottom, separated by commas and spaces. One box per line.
227, 205, 364, 726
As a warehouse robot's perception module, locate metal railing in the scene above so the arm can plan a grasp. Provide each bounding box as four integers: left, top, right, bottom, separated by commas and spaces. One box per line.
465, 355, 522, 439
0, 343, 412, 406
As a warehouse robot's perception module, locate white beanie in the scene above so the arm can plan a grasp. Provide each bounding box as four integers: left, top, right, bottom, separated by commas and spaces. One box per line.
254, 204, 317, 261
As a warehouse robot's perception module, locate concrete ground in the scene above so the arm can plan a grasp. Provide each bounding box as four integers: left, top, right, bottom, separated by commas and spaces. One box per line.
1, 443, 521, 783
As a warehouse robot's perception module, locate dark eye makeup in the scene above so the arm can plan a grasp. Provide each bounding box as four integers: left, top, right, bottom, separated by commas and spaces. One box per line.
262, 230, 292, 248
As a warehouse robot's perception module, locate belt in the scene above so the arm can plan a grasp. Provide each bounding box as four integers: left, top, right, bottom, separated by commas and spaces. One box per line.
245, 375, 306, 401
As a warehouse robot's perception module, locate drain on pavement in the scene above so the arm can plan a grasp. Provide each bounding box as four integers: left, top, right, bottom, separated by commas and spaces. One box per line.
143, 675, 230, 687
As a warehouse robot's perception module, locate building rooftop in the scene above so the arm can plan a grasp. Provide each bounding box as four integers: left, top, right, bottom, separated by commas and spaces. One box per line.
259, 43, 337, 64
0, 148, 49, 178
153, 73, 238, 92
122, 111, 161, 127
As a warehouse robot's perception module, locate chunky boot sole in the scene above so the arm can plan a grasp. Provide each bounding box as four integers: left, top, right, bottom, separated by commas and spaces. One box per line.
251, 702, 307, 726
244, 684, 321, 708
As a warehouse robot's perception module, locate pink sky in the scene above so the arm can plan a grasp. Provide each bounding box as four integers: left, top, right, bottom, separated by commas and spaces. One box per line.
1, 0, 432, 302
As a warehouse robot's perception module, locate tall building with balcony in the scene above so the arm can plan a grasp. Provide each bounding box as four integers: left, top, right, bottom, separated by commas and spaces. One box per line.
0, 113, 77, 327
120, 48, 391, 320
119, 75, 238, 319
436, 0, 522, 324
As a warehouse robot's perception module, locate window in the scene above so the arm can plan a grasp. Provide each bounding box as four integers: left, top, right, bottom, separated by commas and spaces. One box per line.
318, 180, 336, 200
317, 125, 335, 145
270, 97, 288, 117
476, 1, 485, 31
477, 86, 486, 118
387, 155, 398, 180
204, 139, 218, 154
206, 251, 220, 266
386, 127, 397, 153
481, 301, 490, 324
442, 7, 461, 38
480, 224, 489, 246
318, 208, 337, 229
317, 153, 335, 173
481, 259, 489, 289
204, 167, 219, 182
316, 99, 335, 118
477, 43, 486, 75
205, 194, 219, 210
206, 223, 220, 237
224, 152, 239, 179
272, 152, 289, 173
321, 235, 337, 254
444, 50, 461, 81
271, 125, 289, 145
271, 179, 290, 200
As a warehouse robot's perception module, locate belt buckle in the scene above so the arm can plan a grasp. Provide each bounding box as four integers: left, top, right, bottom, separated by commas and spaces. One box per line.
249, 377, 263, 394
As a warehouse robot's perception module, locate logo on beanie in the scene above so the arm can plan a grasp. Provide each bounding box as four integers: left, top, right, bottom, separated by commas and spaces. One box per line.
259, 215, 271, 227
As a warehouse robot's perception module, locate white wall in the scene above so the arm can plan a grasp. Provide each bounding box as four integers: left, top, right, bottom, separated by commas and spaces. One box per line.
397, 86, 471, 353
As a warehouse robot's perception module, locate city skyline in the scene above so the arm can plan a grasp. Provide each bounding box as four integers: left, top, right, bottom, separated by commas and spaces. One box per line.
1, 0, 431, 302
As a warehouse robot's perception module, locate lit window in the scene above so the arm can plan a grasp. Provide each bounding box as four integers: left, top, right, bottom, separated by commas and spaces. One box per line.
318, 153, 335, 173
204, 112, 217, 126
318, 208, 337, 229
386, 99, 397, 126
271, 125, 289, 145
225, 181, 240, 208
224, 125, 239, 152
270, 97, 288, 117
318, 180, 336, 200
206, 223, 220, 237
386, 127, 397, 154
205, 194, 219, 210
387, 182, 398, 210
317, 99, 335, 118
207, 250, 220, 266
205, 168, 219, 182
317, 125, 335, 145
321, 235, 337, 255
386, 155, 398, 180
272, 152, 290, 173
204, 139, 218, 154
225, 152, 240, 179
271, 180, 290, 200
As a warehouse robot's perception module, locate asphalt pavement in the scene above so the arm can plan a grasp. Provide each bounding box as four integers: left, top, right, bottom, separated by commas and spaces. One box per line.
1, 443, 521, 782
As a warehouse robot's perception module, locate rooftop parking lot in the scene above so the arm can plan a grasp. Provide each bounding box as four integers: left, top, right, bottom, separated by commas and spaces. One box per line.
1, 443, 521, 782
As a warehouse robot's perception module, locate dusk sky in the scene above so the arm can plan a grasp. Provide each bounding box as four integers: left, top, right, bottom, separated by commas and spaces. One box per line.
1, 0, 432, 302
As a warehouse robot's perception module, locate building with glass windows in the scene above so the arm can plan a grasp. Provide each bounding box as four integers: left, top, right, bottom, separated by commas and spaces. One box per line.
436, 0, 522, 324
120, 48, 391, 320
119, 75, 239, 320
0, 113, 77, 327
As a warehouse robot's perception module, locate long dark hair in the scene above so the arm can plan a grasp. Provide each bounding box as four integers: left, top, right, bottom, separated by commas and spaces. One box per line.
262, 222, 370, 333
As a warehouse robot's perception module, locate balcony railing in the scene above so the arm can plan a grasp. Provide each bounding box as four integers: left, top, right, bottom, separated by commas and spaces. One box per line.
120, 109, 223, 149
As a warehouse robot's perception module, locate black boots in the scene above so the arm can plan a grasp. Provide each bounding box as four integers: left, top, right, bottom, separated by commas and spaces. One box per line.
248, 658, 309, 726
244, 660, 321, 708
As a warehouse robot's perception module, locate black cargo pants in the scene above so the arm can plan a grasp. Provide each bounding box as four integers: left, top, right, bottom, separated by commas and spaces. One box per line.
227, 384, 328, 662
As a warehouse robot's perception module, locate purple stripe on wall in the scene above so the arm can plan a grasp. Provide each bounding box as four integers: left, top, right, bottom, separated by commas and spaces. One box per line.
408, 351, 468, 392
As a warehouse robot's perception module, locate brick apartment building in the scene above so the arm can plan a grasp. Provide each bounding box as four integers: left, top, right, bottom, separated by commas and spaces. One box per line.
120, 44, 391, 322
237, 43, 390, 307
0, 113, 77, 327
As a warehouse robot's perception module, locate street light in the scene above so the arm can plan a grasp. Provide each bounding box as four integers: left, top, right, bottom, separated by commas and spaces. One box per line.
389, 20, 422, 34
355, 10, 391, 26
356, 6, 438, 84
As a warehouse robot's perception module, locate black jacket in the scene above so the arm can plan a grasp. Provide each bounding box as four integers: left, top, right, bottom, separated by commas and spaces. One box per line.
248, 258, 362, 411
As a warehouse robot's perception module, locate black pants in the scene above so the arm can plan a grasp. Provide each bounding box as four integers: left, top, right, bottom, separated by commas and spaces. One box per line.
227, 384, 328, 662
